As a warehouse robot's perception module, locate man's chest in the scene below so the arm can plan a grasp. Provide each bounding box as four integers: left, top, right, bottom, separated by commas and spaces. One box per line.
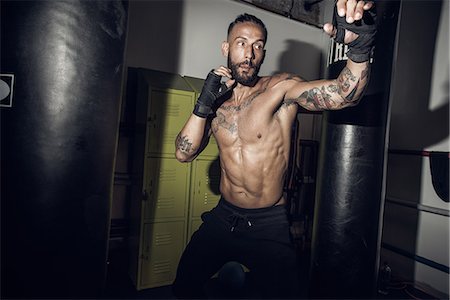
210, 90, 297, 145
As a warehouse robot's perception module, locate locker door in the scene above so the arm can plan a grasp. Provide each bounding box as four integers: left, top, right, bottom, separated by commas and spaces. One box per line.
144, 157, 190, 220
139, 221, 185, 289
146, 89, 194, 155
191, 159, 221, 218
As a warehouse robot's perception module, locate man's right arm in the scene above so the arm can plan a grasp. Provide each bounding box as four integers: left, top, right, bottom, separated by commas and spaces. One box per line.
175, 115, 211, 162
175, 67, 235, 162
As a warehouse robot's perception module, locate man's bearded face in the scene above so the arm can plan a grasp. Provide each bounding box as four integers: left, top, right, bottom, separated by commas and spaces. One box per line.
228, 56, 262, 86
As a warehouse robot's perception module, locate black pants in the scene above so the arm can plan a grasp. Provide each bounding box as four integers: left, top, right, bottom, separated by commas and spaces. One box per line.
172, 197, 300, 299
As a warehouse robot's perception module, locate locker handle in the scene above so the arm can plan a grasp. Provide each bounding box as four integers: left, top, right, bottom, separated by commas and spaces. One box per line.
152, 114, 157, 128
142, 190, 149, 201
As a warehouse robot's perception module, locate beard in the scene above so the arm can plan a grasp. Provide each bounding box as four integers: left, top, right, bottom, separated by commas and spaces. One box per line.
228, 56, 261, 86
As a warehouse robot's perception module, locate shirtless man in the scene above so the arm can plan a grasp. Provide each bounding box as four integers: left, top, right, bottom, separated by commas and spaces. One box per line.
173, 0, 375, 298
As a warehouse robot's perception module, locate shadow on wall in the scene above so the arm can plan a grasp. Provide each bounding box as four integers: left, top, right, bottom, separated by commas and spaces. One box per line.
125, 0, 183, 73
389, 1, 448, 150
114, 0, 185, 223
275, 39, 324, 80
382, 0, 449, 295
107, 0, 185, 294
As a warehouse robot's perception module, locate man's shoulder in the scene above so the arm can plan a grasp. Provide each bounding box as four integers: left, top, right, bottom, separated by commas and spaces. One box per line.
260, 73, 305, 89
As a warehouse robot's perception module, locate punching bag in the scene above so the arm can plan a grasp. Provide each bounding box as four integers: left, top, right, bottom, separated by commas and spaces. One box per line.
1, 1, 128, 298
309, 1, 400, 298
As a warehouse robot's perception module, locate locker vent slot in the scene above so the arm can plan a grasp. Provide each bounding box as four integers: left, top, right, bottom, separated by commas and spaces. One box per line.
153, 260, 171, 274
156, 197, 175, 209
155, 233, 173, 246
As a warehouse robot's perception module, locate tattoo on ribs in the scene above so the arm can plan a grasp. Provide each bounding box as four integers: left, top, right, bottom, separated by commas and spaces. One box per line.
176, 135, 193, 153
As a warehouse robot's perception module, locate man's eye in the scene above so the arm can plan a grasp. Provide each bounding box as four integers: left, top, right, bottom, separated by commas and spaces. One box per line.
254, 44, 263, 50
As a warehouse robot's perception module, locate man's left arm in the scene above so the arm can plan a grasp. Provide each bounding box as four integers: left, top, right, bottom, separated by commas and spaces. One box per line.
284, 0, 375, 111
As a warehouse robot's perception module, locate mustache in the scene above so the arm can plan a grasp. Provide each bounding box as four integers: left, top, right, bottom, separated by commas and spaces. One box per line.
239, 60, 254, 68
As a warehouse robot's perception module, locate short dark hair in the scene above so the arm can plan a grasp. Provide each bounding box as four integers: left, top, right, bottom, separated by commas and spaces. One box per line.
227, 13, 268, 42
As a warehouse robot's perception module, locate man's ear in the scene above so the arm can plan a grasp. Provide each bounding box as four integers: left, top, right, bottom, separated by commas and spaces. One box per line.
221, 41, 229, 57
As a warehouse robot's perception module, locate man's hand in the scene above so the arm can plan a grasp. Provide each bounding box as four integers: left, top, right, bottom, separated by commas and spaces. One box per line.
323, 0, 376, 63
336, 0, 374, 24
193, 66, 236, 118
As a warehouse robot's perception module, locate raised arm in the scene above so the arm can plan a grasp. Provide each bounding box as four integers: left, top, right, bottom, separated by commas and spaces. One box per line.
284, 0, 375, 111
284, 60, 370, 111
175, 67, 235, 162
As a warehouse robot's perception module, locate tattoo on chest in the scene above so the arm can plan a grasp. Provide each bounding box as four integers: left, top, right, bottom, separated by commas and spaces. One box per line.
212, 87, 267, 135
220, 88, 266, 112
212, 112, 237, 134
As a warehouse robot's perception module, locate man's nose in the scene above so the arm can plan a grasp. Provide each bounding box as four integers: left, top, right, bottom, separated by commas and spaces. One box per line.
244, 45, 255, 59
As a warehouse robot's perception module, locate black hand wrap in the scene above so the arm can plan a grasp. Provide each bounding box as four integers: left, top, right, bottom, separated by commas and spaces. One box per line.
333, 5, 377, 63
193, 70, 233, 118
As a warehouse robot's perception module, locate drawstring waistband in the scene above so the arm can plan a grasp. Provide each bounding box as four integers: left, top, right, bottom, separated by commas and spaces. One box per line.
215, 197, 288, 232
227, 212, 253, 232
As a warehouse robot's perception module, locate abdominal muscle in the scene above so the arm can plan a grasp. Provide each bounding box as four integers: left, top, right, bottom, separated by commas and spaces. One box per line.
216, 130, 289, 209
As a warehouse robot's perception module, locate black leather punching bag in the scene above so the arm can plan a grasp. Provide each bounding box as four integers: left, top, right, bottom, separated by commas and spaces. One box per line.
1, 1, 128, 298
309, 1, 400, 298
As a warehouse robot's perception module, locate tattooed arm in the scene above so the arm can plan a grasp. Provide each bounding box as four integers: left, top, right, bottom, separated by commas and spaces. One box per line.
283, 60, 370, 111
175, 115, 212, 162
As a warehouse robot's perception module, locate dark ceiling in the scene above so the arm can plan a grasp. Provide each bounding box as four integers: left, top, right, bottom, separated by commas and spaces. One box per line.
236, 0, 325, 28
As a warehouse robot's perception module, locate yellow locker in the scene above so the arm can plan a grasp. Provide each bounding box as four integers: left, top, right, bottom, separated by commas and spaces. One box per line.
144, 157, 190, 221
128, 69, 196, 290
146, 89, 195, 155
139, 221, 186, 289
128, 69, 225, 291
190, 159, 221, 218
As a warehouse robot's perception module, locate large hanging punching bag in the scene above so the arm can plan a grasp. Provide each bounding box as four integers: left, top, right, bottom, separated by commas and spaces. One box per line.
1, 1, 127, 298
309, 1, 400, 298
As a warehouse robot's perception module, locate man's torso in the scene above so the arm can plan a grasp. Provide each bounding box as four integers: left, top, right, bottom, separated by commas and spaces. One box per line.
210, 74, 299, 208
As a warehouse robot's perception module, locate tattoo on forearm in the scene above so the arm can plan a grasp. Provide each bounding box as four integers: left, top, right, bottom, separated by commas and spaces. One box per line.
356, 65, 370, 100
176, 134, 193, 153
326, 83, 339, 94
345, 66, 370, 104
361, 67, 369, 81
296, 86, 335, 110
292, 66, 368, 110
345, 80, 360, 102
338, 67, 357, 93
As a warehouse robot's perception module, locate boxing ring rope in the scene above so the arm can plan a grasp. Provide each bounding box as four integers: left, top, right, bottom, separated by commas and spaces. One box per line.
388, 149, 450, 158
387, 148, 449, 204
385, 196, 449, 217
383, 149, 450, 277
